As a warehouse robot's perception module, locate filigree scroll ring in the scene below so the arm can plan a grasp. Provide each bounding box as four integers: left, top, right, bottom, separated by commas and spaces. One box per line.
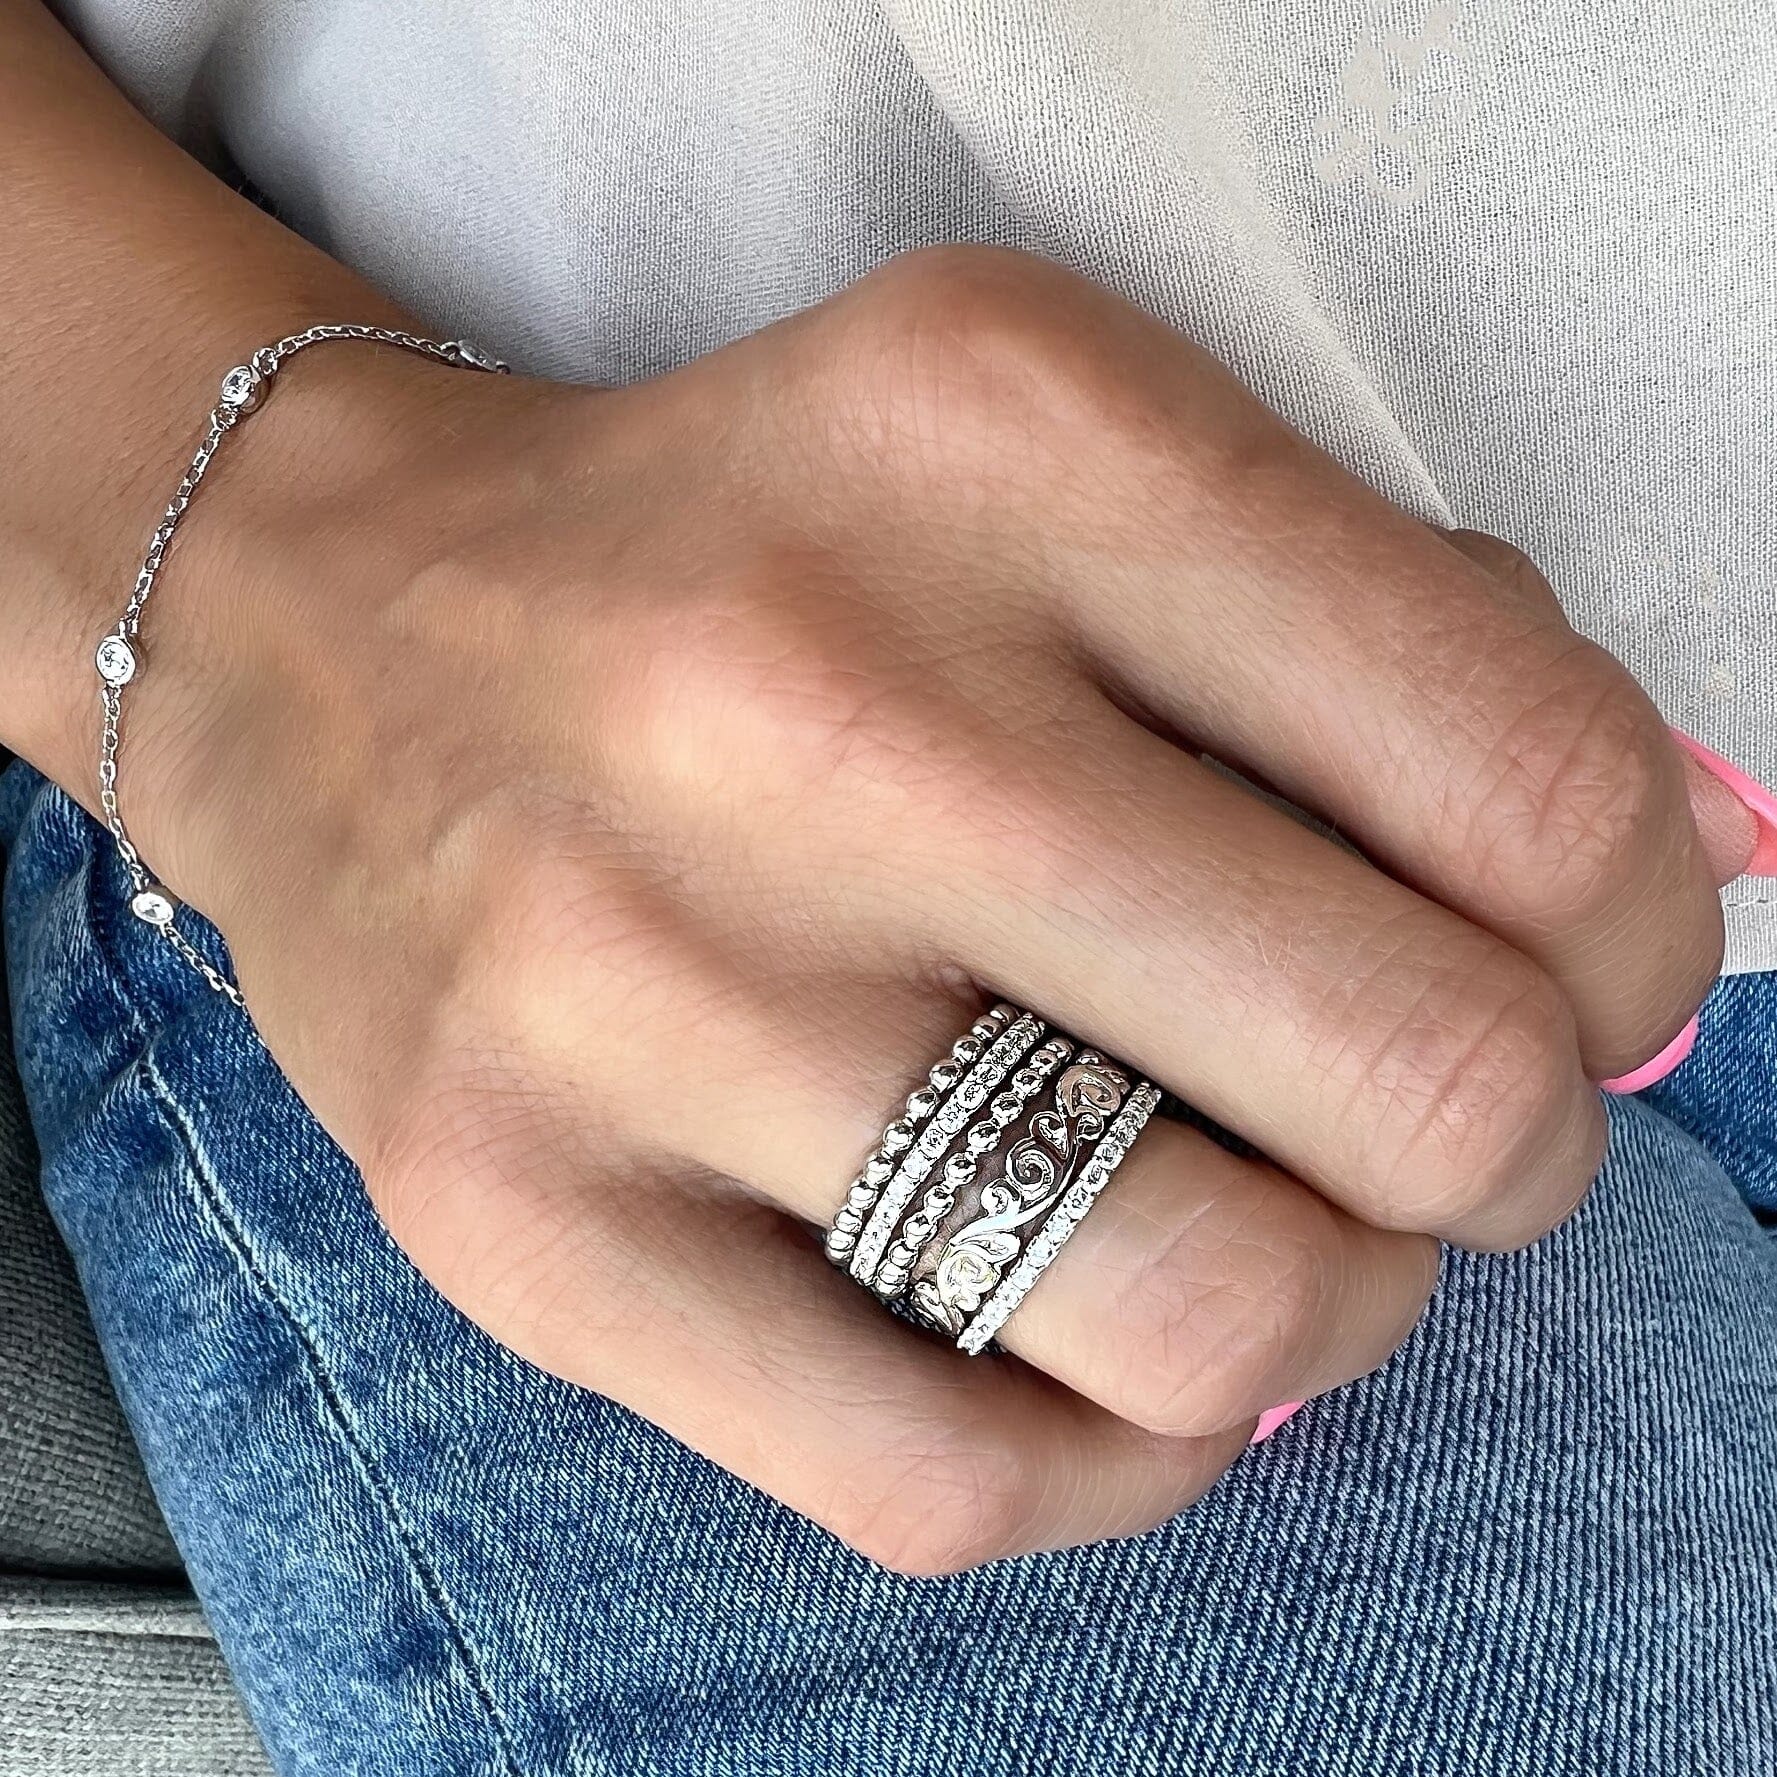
825, 1003, 1159, 1353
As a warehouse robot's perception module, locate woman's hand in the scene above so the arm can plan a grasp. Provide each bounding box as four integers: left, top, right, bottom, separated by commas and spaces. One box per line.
123, 247, 1731, 1572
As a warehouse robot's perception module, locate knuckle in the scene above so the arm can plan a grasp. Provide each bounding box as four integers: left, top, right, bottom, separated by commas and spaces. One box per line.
1444, 529, 1559, 607
829, 1437, 1034, 1575
1110, 1202, 1326, 1436
620, 565, 1072, 866
833, 246, 1103, 470
1463, 654, 1677, 922
1490, 543, 1558, 606
1365, 955, 1594, 1242
826, 245, 1247, 543
855, 244, 1081, 375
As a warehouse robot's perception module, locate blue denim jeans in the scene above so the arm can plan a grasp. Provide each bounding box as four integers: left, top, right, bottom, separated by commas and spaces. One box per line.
4, 758, 1775, 1777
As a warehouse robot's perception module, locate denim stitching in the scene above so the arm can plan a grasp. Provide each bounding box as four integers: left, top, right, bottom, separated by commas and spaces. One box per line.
67, 788, 527, 1777
136, 1053, 528, 1777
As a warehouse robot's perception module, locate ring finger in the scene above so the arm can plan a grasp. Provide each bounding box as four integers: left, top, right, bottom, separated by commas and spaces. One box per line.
551, 956, 1439, 1441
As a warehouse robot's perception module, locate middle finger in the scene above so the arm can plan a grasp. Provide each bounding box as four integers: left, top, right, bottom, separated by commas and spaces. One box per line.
890, 699, 1610, 1253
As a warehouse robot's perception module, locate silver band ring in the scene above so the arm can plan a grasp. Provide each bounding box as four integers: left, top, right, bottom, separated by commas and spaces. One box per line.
826, 1004, 1159, 1352
956, 1081, 1161, 1353
908, 1047, 1131, 1336
870, 1033, 1074, 1300
846, 1011, 1045, 1285
823, 1003, 1015, 1270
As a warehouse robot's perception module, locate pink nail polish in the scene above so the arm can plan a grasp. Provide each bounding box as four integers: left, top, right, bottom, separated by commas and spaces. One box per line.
1600, 1014, 1699, 1095
1251, 1401, 1304, 1444
1672, 729, 1777, 876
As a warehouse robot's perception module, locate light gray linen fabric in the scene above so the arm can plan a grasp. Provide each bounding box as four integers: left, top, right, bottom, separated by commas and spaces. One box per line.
56, 0, 1777, 968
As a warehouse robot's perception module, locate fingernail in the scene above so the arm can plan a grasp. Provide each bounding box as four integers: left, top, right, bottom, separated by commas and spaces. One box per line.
1672, 728, 1777, 879
1251, 1401, 1304, 1444
1600, 1013, 1698, 1095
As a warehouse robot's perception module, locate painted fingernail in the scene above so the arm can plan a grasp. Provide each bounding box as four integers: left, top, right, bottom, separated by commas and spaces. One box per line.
1600, 1014, 1699, 1095
1672, 729, 1777, 878
1251, 1401, 1304, 1444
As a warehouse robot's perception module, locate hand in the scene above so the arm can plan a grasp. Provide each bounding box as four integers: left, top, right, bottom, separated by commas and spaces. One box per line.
127, 247, 1731, 1572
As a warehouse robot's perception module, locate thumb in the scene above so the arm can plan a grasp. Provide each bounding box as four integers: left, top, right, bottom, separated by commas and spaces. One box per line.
1431, 530, 1775, 888
1673, 729, 1777, 886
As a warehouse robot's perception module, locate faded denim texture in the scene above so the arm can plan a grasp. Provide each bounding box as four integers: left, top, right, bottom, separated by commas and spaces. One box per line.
5, 756, 1776, 1775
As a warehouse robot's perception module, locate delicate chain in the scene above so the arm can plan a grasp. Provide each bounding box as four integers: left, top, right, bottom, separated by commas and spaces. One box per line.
94, 324, 509, 1007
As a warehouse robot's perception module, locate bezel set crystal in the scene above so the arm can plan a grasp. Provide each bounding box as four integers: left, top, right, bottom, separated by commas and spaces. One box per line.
129, 887, 178, 927
218, 363, 266, 413
94, 634, 137, 687
448, 339, 506, 373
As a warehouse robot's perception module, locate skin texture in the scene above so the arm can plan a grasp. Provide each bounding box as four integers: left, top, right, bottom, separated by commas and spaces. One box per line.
0, 4, 1747, 1572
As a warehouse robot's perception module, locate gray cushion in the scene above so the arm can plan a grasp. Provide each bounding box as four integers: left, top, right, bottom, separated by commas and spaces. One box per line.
1, 1581, 269, 1777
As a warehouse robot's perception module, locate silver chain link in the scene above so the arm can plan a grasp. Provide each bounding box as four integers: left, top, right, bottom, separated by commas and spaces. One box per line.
94, 324, 509, 1008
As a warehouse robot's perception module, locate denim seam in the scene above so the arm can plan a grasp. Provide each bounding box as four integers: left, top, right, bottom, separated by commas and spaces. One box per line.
71, 808, 527, 1777
132, 1049, 528, 1777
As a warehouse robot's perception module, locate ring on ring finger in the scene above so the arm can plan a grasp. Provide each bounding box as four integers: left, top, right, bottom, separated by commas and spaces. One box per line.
827, 1003, 1161, 1353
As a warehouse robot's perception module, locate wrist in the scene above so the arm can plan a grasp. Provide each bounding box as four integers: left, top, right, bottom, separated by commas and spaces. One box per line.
80, 334, 559, 931
0, 289, 429, 798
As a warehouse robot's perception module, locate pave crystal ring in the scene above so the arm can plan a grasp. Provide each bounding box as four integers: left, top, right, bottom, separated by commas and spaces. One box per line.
827, 1004, 1159, 1353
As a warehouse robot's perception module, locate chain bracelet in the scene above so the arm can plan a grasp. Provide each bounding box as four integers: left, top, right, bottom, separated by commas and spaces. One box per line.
93, 324, 509, 1007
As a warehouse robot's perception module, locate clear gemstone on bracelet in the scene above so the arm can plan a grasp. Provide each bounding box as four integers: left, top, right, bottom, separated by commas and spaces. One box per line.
449, 339, 505, 373
218, 364, 266, 412
95, 635, 137, 687
129, 887, 178, 927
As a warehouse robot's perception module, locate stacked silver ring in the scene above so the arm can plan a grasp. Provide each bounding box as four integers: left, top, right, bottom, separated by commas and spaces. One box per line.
827, 1003, 1160, 1352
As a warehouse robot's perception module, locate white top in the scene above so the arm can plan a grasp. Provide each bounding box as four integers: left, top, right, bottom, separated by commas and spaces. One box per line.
56, 0, 1777, 968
